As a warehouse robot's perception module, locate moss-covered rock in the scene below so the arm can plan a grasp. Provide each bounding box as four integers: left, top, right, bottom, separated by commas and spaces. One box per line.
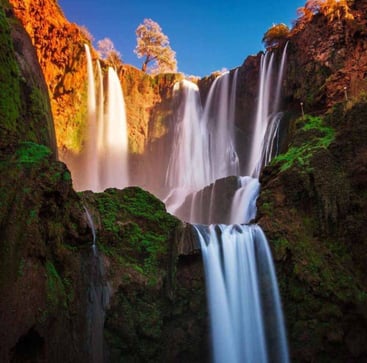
80, 187, 208, 362
0, 1, 57, 154
0, 140, 94, 362
258, 103, 367, 362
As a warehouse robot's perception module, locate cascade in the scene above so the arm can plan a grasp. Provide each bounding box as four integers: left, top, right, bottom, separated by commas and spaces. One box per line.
191, 47, 289, 363
84, 205, 97, 255
164, 80, 208, 212
229, 176, 260, 224
248, 45, 288, 177
165, 70, 240, 216
99, 67, 129, 191
195, 224, 289, 363
83, 206, 111, 363
203, 70, 240, 182
66, 48, 129, 192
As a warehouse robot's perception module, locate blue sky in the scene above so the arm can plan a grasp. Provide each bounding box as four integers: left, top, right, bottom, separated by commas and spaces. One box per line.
59, 0, 305, 77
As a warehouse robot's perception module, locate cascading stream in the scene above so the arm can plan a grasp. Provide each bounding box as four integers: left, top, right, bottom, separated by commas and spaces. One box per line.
191, 46, 289, 363
195, 224, 289, 363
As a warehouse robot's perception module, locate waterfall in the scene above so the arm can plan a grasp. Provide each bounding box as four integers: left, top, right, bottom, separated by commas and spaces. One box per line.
84, 205, 97, 255
164, 80, 208, 212
191, 47, 289, 363
165, 70, 239, 217
99, 67, 129, 191
195, 224, 289, 363
229, 176, 260, 224
67, 47, 129, 192
203, 70, 239, 182
82, 44, 99, 191
248, 45, 288, 177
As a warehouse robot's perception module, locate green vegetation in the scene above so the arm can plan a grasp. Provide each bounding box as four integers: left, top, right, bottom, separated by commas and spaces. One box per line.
94, 187, 179, 282
272, 115, 335, 172
0, 7, 21, 133
45, 260, 73, 310
14, 141, 51, 165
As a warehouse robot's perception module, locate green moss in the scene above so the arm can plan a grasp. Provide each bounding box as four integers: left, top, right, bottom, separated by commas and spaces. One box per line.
45, 261, 65, 308
272, 115, 335, 171
45, 260, 73, 310
94, 187, 179, 283
0, 6, 21, 133
14, 142, 51, 165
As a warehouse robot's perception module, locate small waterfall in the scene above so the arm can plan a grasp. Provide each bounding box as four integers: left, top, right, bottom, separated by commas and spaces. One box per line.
83, 205, 111, 362
84, 205, 97, 255
229, 176, 260, 224
195, 224, 289, 363
99, 67, 129, 191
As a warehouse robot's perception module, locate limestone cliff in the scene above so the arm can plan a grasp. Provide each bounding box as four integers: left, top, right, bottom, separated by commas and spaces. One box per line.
0, 0, 56, 154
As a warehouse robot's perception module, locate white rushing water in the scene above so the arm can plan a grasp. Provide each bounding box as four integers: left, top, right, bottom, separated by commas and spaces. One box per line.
229, 176, 260, 224
82, 44, 99, 191
74, 47, 129, 192
99, 67, 129, 191
248, 45, 288, 178
165, 71, 239, 216
195, 224, 289, 363
193, 46, 289, 363
164, 80, 208, 212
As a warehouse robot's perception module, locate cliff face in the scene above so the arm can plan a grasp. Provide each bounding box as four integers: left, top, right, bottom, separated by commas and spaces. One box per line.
257, 104, 367, 362
0, 1, 56, 154
8, 0, 90, 154
284, 0, 367, 111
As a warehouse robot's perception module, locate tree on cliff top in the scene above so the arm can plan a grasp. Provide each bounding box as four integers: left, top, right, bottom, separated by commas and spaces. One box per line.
262, 23, 290, 50
134, 18, 177, 74
97, 37, 122, 68
294, 0, 354, 29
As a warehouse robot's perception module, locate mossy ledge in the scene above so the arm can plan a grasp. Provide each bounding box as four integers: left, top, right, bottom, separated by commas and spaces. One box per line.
258, 102, 367, 362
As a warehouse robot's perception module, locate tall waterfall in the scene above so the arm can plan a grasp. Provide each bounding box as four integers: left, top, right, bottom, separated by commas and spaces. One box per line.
70, 46, 129, 192
164, 80, 208, 212
82, 44, 99, 191
99, 67, 129, 191
192, 47, 289, 363
64, 44, 290, 363
165, 70, 239, 216
248, 44, 288, 177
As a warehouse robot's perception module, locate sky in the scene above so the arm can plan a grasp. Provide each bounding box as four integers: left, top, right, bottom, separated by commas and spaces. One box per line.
58, 0, 305, 77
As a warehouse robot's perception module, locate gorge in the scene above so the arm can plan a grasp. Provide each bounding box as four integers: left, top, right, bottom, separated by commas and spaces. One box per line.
1, 0, 367, 362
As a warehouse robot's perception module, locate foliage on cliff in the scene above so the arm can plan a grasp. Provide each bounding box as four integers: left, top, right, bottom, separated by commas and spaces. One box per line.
0, 3, 56, 153
258, 102, 367, 362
